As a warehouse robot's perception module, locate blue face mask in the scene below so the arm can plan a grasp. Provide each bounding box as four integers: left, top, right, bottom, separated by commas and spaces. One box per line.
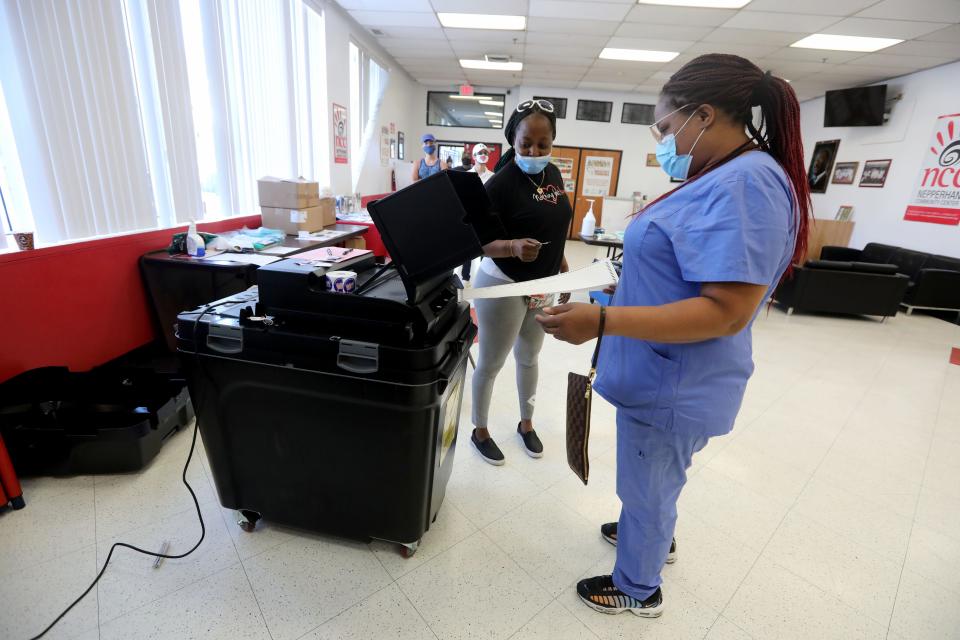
515, 153, 551, 174
423, 145, 436, 155
654, 111, 707, 181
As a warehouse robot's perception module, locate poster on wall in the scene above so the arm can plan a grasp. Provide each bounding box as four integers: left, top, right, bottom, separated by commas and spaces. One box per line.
831, 162, 858, 184
582, 156, 614, 197
380, 126, 390, 166
551, 157, 575, 193
332, 103, 348, 164
807, 139, 840, 194
904, 114, 960, 225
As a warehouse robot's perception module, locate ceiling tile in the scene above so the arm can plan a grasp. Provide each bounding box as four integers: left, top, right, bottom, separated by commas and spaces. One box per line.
884, 40, 960, 59
429, 0, 530, 13
603, 37, 696, 53
395, 57, 463, 69
524, 43, 604, 58
521, 78, 581, 89
525, 16, 620, 35
529, 0, 632, 21
451, 42, 525, 57
624, 6, 736, 26
366, 25, 447, 40
377, 37, 452, 52
702, 28, 805, 46
614, 22, 714, 40
822, 17, 950, 40
855, 0, 960, 22
743, 0, 876, 16
721, 11, 841, 32
764, 46, 868, 64
523, 62, 592, 75
752, 59, 839, 77
917, 24, 960, 43
634, 84, 665, 95
846, 53, 957, 70
442, 28, 526, 43
578, 81, 636, 91
348, 11, 439, 27
337, 0, 433, 10
522, 53, 598, 66
523, 31, 610, 46
417, 78, 468, 86
686, 42, 782, 58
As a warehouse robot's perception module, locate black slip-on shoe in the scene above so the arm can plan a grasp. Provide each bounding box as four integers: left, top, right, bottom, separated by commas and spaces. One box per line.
517, 422, 543, 458
471, 429, 505, 466
600, 522, 677, 564
577, 575, 664, 618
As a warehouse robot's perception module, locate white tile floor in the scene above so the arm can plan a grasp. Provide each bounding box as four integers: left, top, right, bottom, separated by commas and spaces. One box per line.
3, 242, 960, 640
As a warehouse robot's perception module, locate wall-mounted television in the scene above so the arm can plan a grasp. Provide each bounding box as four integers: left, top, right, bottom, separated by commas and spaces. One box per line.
824, 85, 887, 127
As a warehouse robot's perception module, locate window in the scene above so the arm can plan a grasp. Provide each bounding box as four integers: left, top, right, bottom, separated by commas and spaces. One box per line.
622, 103, 655, 125
349, 41, 389, 191
577, 100, 613, 123
426, 91, 506, 128
0, 81, 31, 248
533, 96, 567, 119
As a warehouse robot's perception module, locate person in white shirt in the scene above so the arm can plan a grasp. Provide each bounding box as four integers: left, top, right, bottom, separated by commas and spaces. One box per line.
471, 143, 494, 184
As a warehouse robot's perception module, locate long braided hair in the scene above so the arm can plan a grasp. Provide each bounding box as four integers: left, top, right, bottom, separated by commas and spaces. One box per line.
647, 54, 810, 268
493, 101, 558, 173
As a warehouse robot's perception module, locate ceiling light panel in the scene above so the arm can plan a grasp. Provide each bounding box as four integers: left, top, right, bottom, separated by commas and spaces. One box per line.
599, 47, 680, 62
437, 13, 526, 30
791, 33, 903, 52
460, 58, 523, 70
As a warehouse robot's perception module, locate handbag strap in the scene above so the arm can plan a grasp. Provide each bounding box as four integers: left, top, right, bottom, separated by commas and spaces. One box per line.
588, 306, 606, 381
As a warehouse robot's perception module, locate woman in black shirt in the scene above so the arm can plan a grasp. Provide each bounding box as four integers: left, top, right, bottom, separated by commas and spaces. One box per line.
470, 100, 573, 465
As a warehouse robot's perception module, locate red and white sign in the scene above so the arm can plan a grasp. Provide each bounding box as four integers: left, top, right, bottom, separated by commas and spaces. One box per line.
333, 103, 348, 165
904, 113, 960, 225
459, 84, 474, 96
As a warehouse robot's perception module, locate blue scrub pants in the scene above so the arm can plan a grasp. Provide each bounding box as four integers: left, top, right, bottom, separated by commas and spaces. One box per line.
612, 411, 709, 600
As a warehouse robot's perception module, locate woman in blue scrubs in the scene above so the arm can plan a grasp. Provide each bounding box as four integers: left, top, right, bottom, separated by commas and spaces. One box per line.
537, 53, 811, 617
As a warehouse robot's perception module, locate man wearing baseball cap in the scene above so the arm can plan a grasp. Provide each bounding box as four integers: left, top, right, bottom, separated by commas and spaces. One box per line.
411, 133, 448, 182
470, 143, 494, 185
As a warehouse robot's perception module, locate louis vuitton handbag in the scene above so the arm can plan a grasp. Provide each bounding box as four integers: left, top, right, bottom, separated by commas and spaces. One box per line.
566, 306, 606, 485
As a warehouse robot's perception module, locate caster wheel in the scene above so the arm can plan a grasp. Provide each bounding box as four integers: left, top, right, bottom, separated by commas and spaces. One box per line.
399, 540, 420, 558
237, 509, 261, 533
10, 496, 25, 510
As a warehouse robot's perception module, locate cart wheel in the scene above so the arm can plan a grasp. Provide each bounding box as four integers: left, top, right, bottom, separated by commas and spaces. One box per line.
237, 509, 261, 533
399, 540, 420, 558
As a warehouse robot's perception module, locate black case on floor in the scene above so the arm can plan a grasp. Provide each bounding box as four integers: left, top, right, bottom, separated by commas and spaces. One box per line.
177, 171, 491, 547
0, 367, 194, 475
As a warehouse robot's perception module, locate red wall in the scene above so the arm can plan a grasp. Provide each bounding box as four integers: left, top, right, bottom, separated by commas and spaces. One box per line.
0, 216, 261, 383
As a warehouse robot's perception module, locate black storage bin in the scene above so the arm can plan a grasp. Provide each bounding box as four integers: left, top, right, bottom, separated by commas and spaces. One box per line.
0, 367, 194, 475
177, 171, 491, 554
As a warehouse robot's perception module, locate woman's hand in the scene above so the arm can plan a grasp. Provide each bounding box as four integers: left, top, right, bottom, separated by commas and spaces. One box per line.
536, 303, 602, 344
511, 239, 542, 262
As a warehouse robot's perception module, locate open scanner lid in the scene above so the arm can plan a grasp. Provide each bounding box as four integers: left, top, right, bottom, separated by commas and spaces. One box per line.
367, 170, 499, 304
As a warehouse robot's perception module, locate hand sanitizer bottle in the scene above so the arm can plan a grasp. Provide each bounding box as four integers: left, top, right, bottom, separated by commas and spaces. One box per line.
186, 221, 205, 257
580, 199, 596, 237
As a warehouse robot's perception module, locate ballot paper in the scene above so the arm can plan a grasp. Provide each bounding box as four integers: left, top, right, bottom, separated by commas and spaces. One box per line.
461, 260, 618, 301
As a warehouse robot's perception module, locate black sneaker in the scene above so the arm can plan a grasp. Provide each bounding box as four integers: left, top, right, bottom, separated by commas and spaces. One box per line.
577, 575, 663, 618
600, 522, 676, 564
516, 422, 543, 458
471, 429, 504, 466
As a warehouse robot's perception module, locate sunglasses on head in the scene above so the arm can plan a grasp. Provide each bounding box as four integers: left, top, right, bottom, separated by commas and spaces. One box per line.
517, 99, 554, 114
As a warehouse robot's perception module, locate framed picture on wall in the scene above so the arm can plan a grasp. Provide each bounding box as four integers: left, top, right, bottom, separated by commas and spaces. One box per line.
860, 159, 892, 187
533, 96, 567, 119
835, 205, 854, 221
646, 153, 660, 167
807, 139, 840, 194
576, 99, 612, 123
831, 162, 858, 184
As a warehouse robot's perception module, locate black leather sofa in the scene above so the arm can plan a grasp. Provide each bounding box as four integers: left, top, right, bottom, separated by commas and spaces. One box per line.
820, 243, 960, 314
773, 258, 909, 318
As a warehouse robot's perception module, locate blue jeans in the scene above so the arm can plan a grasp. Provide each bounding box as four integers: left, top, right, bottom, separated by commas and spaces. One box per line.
612, 412, 708, 600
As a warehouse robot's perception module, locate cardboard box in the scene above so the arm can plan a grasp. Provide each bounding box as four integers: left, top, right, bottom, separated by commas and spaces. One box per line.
261, 198, 335, 235
257, 176, 320, 209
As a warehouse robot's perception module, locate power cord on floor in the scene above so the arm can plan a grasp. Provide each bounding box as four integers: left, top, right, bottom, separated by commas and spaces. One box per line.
28, 302, 223, 640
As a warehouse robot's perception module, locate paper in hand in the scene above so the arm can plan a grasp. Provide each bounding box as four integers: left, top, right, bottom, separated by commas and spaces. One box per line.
461, 260, 618, 301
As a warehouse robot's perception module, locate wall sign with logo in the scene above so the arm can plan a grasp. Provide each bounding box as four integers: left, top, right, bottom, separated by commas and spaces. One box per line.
551, 157, 575, 193
905, 113, 960, 225
333, 103, 348, 164
582, 156, 614, 197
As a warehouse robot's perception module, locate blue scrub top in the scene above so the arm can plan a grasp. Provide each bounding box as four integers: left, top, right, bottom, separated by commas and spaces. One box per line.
594, 151, 797, 437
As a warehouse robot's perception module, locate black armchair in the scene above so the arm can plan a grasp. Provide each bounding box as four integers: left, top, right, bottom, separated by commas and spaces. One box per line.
819, 242, 960, 314
773, 260, 909, 318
